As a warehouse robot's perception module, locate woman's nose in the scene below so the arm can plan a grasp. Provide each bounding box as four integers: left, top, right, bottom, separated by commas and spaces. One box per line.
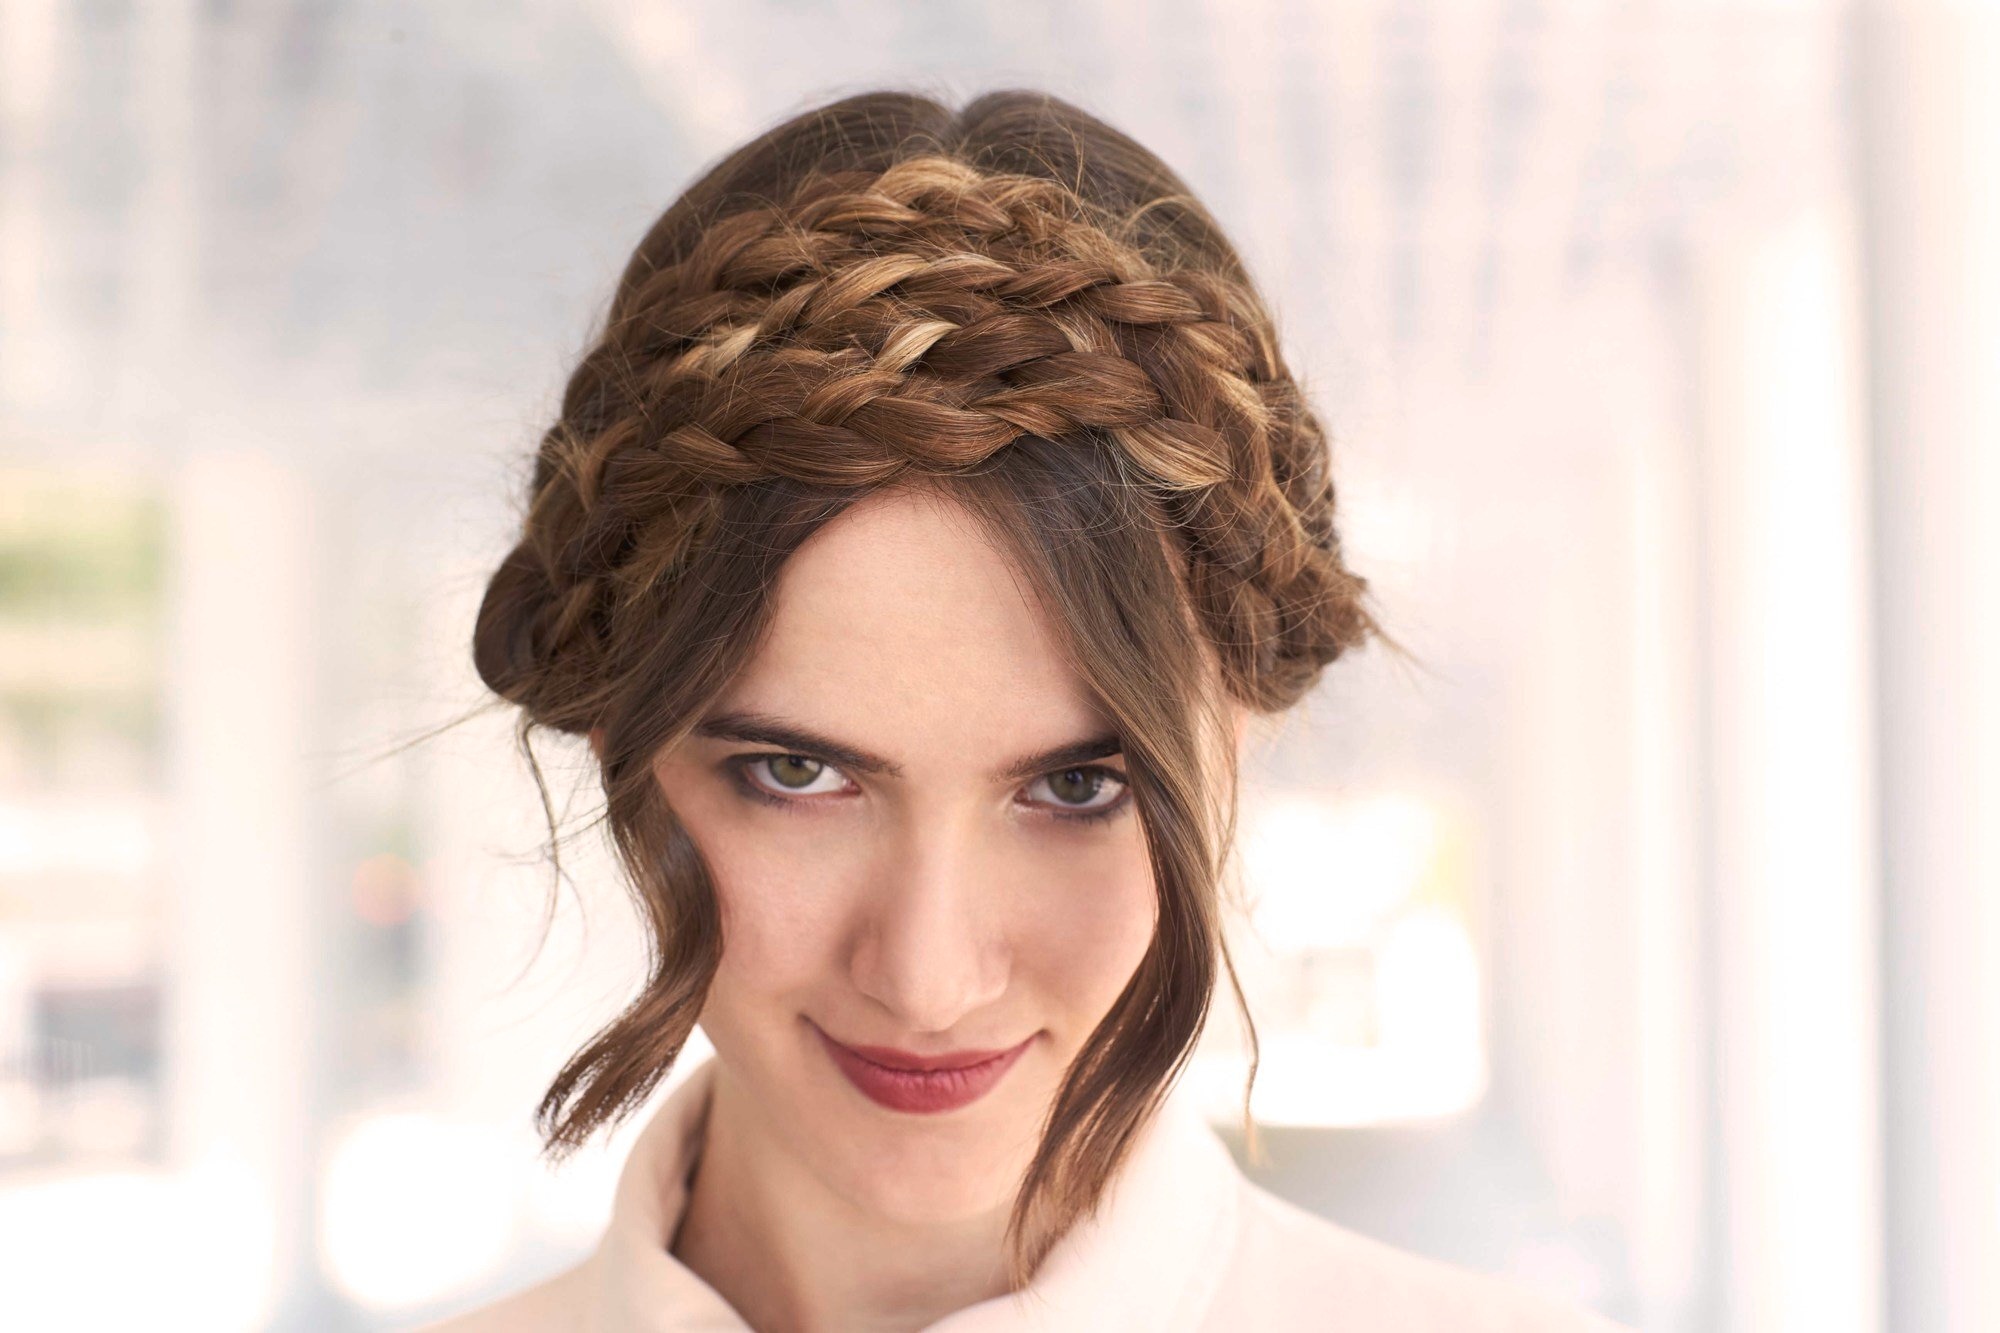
847, 813, 1011, 1037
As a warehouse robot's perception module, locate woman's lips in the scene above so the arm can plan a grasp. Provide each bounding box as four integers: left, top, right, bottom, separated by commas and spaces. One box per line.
814, 1024, 1036, 1114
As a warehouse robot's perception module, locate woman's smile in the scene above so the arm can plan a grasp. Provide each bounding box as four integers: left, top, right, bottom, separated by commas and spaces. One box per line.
808, 1018, 1040, 1114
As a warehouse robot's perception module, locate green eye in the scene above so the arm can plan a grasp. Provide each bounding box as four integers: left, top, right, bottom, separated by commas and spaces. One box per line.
764, 755, 825, 790
730, 754, 849, 805
1026, 765, 1130, 822
1045, 767, 1106, 805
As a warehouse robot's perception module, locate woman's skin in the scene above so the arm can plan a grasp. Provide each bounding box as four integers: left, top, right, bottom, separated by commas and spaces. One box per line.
615, 481, 1244, 1333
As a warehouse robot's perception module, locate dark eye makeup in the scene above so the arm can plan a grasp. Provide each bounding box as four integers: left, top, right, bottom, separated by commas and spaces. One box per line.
723, 753, 1133, 825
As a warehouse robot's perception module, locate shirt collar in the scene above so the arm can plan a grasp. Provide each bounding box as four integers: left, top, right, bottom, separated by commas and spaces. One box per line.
575, 1053, 1240, 1332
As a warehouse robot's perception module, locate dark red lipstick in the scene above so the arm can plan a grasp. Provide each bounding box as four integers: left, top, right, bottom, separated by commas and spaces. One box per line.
813, 1023, 1035, 1114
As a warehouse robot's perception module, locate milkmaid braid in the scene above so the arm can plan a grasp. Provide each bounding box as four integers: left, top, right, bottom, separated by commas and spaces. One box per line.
477, 151, 1377, 734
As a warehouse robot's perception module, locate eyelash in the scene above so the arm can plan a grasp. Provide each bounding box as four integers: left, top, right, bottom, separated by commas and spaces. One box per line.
725, 754, 1133, 825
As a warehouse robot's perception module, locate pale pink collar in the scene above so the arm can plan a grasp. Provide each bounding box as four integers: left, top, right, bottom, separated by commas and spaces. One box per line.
574, 1053, 1241, 1331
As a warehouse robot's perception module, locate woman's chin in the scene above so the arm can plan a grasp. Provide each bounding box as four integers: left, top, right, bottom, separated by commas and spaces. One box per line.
807, 1104, 1037, 1226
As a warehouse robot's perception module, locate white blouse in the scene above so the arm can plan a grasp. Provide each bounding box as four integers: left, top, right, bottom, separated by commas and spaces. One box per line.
418, 1054, 1634, 1332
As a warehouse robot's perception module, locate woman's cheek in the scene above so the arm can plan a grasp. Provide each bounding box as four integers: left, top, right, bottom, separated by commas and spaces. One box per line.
653, 759, 836, 925
1013, 830, 1157, 999
702, 816, 865, 983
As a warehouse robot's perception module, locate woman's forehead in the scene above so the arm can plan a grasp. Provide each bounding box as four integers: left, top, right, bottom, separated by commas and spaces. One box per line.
716, 486, 1108, 756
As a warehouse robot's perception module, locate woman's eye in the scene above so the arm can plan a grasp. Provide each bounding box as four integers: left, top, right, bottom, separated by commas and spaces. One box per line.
739, 754, 849, 798
1024, 766, 1129, 819
730, 755, 1130, 823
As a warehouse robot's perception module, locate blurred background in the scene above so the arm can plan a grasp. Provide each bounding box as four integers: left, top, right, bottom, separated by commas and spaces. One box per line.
1, 0, 1994, 1329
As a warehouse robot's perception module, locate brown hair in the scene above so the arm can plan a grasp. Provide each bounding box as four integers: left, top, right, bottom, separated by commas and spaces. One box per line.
471, 87, 1386, 1288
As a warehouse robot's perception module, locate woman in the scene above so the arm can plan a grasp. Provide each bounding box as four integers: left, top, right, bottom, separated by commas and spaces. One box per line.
422, 90, 1632, 1332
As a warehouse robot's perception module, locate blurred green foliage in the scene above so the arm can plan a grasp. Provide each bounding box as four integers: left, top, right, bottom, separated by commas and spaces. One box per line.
0, 471, 165, 618
0, 470, 166, 781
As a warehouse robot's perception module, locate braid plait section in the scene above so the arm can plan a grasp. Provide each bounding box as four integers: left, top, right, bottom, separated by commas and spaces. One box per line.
484, 155, 1373, 725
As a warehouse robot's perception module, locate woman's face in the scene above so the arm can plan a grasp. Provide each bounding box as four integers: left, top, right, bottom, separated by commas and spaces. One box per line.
647, 484, 1165, 1226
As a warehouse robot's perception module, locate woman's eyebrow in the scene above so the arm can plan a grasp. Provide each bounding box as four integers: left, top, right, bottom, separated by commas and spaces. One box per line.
692, 710, 1123, 782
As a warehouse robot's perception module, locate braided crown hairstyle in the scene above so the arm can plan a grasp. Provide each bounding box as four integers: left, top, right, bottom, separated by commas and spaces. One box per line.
472, 88, 1383, 1287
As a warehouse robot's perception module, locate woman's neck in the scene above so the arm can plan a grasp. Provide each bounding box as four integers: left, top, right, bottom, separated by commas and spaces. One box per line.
670, 1063, 1018, 1333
